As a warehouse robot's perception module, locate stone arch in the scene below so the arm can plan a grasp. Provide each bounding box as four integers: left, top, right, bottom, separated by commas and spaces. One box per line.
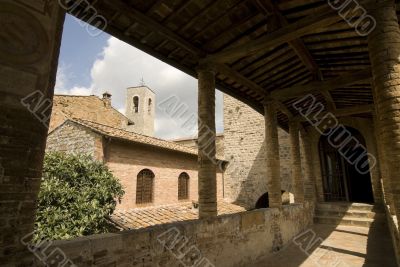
136, 169, 154, 204
318, 126, 374, 203
307, 117, 380, 203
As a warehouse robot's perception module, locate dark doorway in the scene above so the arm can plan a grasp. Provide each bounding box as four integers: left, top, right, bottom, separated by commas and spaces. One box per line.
318, 126, 374, 203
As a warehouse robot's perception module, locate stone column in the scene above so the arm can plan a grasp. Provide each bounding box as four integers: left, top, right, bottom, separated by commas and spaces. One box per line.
264, 100, 281, 208
367, 0, 400, 220
289, 120, 304, 203
369, 116, 383, 205
197, 64, 217, 218
0, 1, 65, 265
372, 77, 393, 209
300, 128, 317, 202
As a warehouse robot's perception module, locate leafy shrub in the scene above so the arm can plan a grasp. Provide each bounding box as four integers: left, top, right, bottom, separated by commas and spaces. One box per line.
34, 152, 124, 241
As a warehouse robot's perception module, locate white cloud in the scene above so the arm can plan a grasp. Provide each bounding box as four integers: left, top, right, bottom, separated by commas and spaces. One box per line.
56, 37, 224, 139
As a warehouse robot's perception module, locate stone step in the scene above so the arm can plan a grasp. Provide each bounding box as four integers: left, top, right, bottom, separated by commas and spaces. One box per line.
314, 215, 386, 228
315, 209, 384, 219
316, 202, 384, 213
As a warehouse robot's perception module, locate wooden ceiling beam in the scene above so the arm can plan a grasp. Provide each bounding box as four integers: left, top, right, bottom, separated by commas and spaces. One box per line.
271, 68, 372, 100
180, 1, 220, 33
216, 64, 292, 118
164, 0, 195, 23
110, 1, 277, 94
257, 0, 337, 111
295, 104, 374, 121
203, 5, 342, 63
105, 0, 204, 58
215, 64, 266, 97
256, 1, 320, 76
190, 0, 246, 41
146, 0, 165, 15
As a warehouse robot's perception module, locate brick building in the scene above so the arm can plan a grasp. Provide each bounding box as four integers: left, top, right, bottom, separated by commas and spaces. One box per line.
47, 117, 226, 211
47, 87, 293, 212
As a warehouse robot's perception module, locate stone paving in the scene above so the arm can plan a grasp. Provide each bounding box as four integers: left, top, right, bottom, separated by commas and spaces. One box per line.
256, 223, 397, 267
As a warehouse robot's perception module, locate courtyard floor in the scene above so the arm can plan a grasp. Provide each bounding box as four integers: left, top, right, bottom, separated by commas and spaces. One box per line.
256, 223, 397, 267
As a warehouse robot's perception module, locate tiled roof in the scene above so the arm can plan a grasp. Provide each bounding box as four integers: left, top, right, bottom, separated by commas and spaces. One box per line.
50, 95, 133, 131
69, 119, 226, 159
110, 201, 246, 230
170, 133, 224, 142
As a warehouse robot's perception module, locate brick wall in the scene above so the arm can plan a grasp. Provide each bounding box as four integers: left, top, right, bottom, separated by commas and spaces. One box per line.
223, 94, 292, 209
106, 140, 224, 210
0, 1, 65, 265
46, 122, 225, 210
21, 203, 314, 267
46, 121, 98, 158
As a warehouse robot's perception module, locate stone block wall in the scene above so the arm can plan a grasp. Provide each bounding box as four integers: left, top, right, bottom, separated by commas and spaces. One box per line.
173, 134, 225, 159
107, 140, 224, 210
125, 86, 155, 137
223, 94, 293, 209
22, 203, 314, 267
46, 121, 98, 158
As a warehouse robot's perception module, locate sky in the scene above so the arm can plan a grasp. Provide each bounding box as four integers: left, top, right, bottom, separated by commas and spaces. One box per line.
56, 15, 223, 139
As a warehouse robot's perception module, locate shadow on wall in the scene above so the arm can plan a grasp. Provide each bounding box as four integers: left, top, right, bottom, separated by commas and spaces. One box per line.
254, 191, 291, 209
228, 137, 292, 209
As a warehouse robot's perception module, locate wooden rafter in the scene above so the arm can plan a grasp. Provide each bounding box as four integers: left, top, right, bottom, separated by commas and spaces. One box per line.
215, 64, 265, 97
146, 0, 165, 15
163, 0, 195, 24
106, 0, 205, 58
203, 5, 342, 63
190, 0, 246, 41
295, 104, 374, 121
271, 68, 372, 100
99, 0, 291, 115
257, 1, 338, 111
179, 1, 220, 33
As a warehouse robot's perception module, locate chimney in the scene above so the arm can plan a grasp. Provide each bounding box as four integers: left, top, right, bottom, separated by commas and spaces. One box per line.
102, 92, 112, 108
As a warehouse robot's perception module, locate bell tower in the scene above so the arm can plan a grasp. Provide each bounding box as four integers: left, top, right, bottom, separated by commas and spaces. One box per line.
126, 86, 155, 136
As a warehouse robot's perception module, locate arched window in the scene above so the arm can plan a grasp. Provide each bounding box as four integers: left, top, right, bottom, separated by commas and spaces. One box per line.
136, 169, 154, 204
148, 98, 152, 114
133, 96, 139, 113
178, 172, 189, 200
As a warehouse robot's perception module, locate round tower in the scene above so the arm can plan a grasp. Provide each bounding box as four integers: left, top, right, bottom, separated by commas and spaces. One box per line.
125, 86, 155, 136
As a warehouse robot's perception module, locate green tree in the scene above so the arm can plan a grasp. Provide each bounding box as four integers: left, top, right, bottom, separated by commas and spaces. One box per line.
34, 152, 124, 241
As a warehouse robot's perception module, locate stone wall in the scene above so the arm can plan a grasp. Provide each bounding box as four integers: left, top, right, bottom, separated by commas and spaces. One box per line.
23, 203, 314, 267
46, 121, 99, 158
107, 140, 224, 210
173, 134, 225, 159
223, 94, 293, 209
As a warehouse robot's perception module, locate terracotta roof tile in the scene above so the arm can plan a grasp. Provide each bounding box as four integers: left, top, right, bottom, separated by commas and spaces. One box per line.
110, 201, 246, 230
65, 119, 227, 160
70, 119, 197, 155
